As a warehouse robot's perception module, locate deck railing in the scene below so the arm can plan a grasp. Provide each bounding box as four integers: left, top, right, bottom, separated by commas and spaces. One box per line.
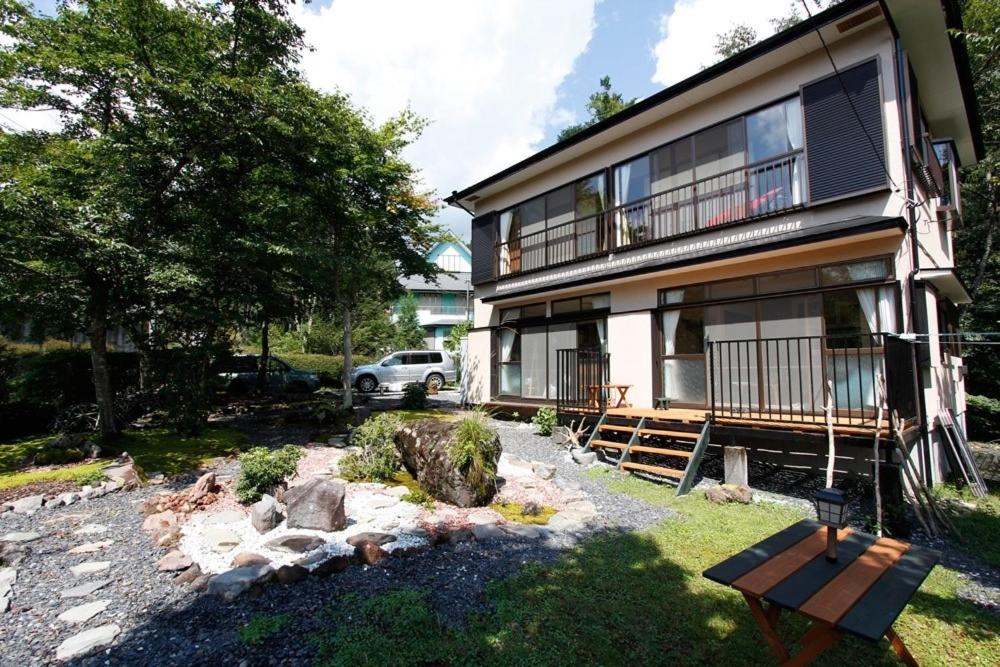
555, 349, 610, 414
496, 151, 804, 277
707, 333, 919, 426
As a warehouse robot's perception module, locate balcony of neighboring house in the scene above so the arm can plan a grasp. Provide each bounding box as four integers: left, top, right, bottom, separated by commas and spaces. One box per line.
495, 97, 807, 278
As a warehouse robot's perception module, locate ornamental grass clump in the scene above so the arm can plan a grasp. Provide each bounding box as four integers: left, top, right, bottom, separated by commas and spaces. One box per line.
234, 445, 302, 504
449, 409, 501, 499
339, 412, 403, 482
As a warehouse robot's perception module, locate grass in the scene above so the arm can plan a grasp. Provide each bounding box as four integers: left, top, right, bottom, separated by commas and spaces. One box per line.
0, 427, 247, 491
490, 500, 557, 525
310, 468, 1000, 666
933, 484, 1000, 570
239, 613, 291, 646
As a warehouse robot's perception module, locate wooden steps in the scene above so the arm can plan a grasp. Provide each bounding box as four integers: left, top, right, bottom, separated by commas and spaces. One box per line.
598, 424, 699, 440
620, 461, 686, 478
589, 440, 693, 458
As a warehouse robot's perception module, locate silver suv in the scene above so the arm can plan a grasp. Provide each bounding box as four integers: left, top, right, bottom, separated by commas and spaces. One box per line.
351, 350, 456, 393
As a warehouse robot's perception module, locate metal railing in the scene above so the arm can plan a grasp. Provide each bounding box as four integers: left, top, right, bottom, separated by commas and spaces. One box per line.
555, 349, 610, 414
496, 151, 804, 277
707, 333, 918, 426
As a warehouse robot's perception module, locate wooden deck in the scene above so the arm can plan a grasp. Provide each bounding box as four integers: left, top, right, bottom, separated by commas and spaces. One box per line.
596, 407, 891, 438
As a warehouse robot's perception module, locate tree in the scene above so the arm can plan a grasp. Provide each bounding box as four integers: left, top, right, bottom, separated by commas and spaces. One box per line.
714, 25, 758, 59
557, 76, 638, 142
444, 320, 471, 354
393, 293, 427, 351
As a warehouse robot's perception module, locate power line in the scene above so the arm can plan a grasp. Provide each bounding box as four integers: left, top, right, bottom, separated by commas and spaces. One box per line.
0, 110, 30, 132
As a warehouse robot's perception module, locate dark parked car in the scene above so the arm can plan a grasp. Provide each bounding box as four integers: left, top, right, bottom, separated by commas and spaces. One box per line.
216, 354, 321, 394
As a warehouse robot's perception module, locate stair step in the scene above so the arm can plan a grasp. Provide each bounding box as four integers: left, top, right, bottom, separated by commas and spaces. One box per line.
589, 440, 693, 458
599, 424, 699, 440
620, 461, 686, 479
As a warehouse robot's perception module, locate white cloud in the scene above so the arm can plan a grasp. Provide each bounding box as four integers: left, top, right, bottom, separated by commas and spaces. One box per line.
651, 0, 798, 87
0, 107, 63, 133
290, 0, 598, 238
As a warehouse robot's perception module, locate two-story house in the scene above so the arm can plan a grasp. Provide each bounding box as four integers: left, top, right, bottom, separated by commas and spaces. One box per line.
447, 0, 981, 488
396, 240, 473, 350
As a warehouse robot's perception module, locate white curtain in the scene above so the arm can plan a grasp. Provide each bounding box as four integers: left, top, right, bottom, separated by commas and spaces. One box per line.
877, 286, 897, 333
596, 319, 607, 353
498, 211, 513, 275
662, 310, 681, 355
500, 328, 515, 361
856, 288, 878, 334
785, 99, 804, 205
616, 163, 631, 246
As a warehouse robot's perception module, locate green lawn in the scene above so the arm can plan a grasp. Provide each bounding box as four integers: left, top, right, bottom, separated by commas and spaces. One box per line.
311, 468, 1000, 666
934, 484, 1000, 570
0, 427, 247, 491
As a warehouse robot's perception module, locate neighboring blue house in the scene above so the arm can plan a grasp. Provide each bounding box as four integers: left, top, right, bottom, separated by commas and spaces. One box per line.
396, 240, 473, 350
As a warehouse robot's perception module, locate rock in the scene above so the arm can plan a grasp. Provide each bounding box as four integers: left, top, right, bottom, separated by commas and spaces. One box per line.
500, 523, 545, 539
704, 484, 753, 505
264, 534, 325, 553
275, 564, 309, 584
56, 492, 79, 507
74, 523, 108, 535
531, 461, 556, 480
10, 495, 44, 515
0, 567, 16, 600
1, 532, 42, 543
395, 419, 502, 508
285, 478, 346, 532
70, 561, 111, 577
103, 457, 143, 489
204, 510, 244, 525
231, 552, 271, 568
346, 532, 397, 547
57, 599, 109, 624
157, 551, 192, 572
384, 486, 408, 497
61, 579, 112, 598
0, 542, 28, 567
563, 499, 598, 516
173, 564, 202, 585
471, 523, 506, 541
571, 448, 597, 465
357, 542, 388, 565
156, 527, 181, 549
250, 495, 283, 534
143, 511, 178, 532
547, 514, 586, 533
448, 527, 475, 543
297, 552, 350, 577
204, 526, 241, 553
68, 540, 114, 555
188, 472, 219, 504
206, 565, 274, 601
55, 623, 122, 661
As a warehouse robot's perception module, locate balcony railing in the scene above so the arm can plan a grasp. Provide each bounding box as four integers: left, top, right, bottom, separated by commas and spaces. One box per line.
496, 152, 804, 277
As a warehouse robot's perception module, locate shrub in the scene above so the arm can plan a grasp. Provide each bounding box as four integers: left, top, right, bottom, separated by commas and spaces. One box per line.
77, 468, 108, 487
239, 613, 291, 646
450, 409, 501, 498
234, 445, 302, 504
400, 382, 428, 409
33, 447, 86, 466
967, 395, 1000, 442
339, 412, 403, 482
401, 488, 434, 509
532, 406, 558, 436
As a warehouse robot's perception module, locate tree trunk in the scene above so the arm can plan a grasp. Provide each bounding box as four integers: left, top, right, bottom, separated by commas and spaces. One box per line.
342, 306, 353, 409
257, 316, 269, 394
89, 290, 118, 436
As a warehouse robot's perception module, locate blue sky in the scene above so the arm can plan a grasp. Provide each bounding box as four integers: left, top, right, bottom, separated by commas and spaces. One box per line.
15, 0, 802, 239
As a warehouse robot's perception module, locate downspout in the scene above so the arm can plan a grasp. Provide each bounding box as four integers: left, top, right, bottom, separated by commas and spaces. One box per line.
894, 38, 932, 484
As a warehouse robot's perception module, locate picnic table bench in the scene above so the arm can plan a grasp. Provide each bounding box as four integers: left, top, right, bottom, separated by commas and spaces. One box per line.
703, 519, 939, 666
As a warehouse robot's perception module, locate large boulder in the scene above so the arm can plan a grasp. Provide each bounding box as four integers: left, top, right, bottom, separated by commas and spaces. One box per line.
250, 495, 283, 534
394, 419, 501, 508
285, 478, 346, 532
102, 453, 144, 489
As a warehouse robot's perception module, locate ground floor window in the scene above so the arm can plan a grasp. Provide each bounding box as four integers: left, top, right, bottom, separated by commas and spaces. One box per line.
494, 318, 606, 400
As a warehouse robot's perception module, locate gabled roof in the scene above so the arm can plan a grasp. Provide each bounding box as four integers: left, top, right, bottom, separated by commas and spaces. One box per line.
427, 240, 471, 264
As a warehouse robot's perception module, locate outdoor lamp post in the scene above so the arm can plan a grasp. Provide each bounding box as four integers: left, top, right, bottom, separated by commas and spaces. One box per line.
814, 488, 848, 562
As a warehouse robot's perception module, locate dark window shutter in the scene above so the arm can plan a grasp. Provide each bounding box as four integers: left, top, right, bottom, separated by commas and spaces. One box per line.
803, 60, 887, 202
470, 211, 497, 285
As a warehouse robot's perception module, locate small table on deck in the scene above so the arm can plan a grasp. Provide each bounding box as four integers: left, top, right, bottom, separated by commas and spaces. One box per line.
603, 384, 632, 408
703, 519, 939, 666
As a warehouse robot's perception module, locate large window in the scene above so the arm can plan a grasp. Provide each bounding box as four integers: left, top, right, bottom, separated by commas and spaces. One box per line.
746, 98, 804, 213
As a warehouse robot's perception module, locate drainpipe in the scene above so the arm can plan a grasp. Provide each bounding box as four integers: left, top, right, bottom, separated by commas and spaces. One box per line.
894, 39, 932, 484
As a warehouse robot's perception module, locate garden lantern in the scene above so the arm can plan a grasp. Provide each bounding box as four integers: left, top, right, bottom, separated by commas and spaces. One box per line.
814, 487, 848, 562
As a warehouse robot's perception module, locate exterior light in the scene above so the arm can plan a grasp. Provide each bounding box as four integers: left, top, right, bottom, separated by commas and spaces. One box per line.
814, 487, 848, 562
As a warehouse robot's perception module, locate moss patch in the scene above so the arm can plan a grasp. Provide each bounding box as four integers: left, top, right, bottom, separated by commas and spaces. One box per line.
490, 501, 557, 525
393, 409, 458, 423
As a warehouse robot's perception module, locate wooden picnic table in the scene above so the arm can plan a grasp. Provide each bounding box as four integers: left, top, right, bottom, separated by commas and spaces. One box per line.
603, 383, 631, 408
703, 519, 939, 666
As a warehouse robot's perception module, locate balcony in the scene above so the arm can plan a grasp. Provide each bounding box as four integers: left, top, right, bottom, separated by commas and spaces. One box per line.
496, 152, 804, 277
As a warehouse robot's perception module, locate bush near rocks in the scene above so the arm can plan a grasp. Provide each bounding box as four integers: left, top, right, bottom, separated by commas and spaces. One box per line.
339, 412, 403, 482
531, 406, 558, 436
234, 445, 302, 504
400, 382, 428, 409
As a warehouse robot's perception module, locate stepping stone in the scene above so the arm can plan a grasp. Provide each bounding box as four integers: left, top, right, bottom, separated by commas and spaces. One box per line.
68, 540, 114, 555
471, 523, 506, 541
73, 524, 108, 536
58, 599, 109, 624
55, 623, 121, 661
0, 567, 16, 599
346, 532, 397, 547
204, 526, 240, 553
264, 534, 325, 553
206, 565, 274, 601
0, 532, 42, 543
10, 495, 44, 515
157, 551, 193, 572
204, 510, 244, 525
61, 579, 112, 598
500, 523, 545, 539
70, 561, 111, 577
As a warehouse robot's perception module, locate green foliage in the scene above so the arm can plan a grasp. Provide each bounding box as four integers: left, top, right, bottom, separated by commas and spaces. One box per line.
234, 445, 302, 504
966, 395, 1000, 442
489, 501, 557, 525
449, 409, 500, 499
714, 24, 758, 59
557, 76, 638, 142
33, 447, 86, 466
76, 468, 108, 488
393, 293, 426, 351
401, 489, 435, 510
934, 484, 1000, 570
239, 613, 291, 647
531, 407, 558, 436
339, 412, 403, 482
443, 321, 471, 353
400, 382, 428, 410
